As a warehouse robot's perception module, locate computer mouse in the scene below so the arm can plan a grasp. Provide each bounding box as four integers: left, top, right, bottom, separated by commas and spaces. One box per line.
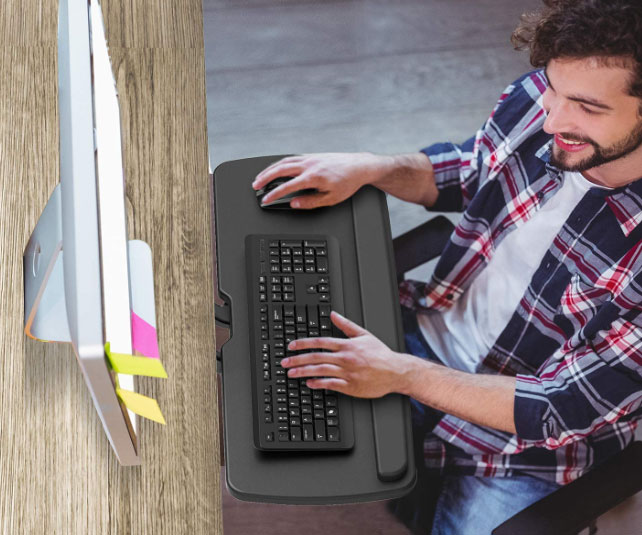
255, 176, 319, 210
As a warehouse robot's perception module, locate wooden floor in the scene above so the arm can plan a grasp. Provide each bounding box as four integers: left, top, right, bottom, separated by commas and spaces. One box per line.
204, 1, 642, 534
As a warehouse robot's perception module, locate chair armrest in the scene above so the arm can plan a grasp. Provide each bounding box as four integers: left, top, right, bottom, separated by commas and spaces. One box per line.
392, 216, 455, 282
492, 441, 642, 535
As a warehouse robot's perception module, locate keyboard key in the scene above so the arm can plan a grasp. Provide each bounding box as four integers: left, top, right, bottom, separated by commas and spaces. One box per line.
314, 420, 326, 441
307, 305, 319, 328
327, 428, 340, 441
319, 305, 331, 317
290, 427, 302, 441
281, 240, 302, 248
278, 432, 290, 442
317, 258, 328, 273
304, 240, 326, 247
266, 432, 274, 442
303, 425, 314, 441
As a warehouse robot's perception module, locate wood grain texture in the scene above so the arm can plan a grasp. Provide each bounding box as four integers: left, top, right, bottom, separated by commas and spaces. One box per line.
0, 1, 220, 534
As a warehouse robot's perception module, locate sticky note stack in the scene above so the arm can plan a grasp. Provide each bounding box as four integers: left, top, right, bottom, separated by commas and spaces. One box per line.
105, 311, 168, 425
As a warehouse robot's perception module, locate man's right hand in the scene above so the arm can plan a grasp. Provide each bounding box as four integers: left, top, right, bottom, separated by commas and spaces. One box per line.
252, 152, 390, 209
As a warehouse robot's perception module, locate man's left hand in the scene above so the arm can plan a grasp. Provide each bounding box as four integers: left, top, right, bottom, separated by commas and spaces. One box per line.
281, 311, 413, 398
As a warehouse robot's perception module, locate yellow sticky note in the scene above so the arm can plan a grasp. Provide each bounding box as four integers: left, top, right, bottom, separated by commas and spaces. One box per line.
116, 388, 166, 425
105, 342, 168, 378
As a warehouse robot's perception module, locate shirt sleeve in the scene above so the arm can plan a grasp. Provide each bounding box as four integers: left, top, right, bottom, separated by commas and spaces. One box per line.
513, 315, 642, 449
420, 71, 539, 213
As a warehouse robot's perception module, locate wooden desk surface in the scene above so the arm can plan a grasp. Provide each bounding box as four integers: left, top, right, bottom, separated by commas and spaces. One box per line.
0, 1, 221, 533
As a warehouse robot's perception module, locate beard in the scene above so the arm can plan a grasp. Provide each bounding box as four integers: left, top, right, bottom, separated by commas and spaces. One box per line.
550, 118, 642, 172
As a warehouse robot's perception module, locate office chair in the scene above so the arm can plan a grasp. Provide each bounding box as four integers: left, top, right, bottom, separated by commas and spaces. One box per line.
391, 215, 642, 535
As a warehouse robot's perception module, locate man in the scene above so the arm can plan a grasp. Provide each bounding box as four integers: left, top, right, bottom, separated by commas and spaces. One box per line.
251, 0, 642, 532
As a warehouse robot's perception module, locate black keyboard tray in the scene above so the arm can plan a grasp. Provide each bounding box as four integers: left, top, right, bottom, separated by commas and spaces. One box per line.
213, 155, 416, 504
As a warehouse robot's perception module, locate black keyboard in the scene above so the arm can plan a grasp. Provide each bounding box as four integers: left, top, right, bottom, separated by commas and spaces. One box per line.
245, 234, 354, 451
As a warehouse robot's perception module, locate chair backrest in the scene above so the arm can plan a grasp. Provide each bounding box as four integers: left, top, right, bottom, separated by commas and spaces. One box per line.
392, 216, 455, 281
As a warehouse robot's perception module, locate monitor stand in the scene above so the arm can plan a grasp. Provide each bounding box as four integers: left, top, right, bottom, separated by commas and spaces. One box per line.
24, 185, 68, 342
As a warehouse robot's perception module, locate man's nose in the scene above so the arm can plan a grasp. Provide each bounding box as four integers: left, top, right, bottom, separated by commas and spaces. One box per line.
542, 98, 573, 135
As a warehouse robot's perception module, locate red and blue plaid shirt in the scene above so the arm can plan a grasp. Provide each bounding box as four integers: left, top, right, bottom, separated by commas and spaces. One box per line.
399, 70, 642, 484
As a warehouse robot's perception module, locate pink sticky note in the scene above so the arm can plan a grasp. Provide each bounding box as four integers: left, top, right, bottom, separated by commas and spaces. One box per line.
131, 310, 160, 359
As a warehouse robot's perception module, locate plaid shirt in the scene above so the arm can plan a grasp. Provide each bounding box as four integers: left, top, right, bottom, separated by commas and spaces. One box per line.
399, 70, 642, 484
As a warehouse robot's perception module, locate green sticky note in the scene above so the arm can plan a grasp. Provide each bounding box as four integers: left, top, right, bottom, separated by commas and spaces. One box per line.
105, 342, 168, 378
116, 388, 166, 425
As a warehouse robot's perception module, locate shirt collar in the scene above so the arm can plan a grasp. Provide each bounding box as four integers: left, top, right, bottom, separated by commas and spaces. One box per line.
535, 139, 642, 237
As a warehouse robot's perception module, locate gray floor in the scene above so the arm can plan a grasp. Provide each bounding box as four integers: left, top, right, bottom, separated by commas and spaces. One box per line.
204, 1, 641, 533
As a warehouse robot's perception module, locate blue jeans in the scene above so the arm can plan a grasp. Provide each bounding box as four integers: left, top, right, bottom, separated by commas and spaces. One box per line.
399, 306, 560, 534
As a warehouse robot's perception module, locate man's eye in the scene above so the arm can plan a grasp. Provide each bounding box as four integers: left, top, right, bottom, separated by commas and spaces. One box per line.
580, 104, 599, 115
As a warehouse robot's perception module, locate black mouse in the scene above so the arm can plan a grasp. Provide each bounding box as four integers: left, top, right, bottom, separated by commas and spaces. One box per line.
255, 176, 319, 210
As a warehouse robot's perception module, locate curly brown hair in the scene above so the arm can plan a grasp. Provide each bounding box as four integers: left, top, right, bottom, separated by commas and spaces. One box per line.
511, 0, 642, 99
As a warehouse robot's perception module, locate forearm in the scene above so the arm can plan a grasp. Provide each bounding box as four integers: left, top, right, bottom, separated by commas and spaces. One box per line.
368, 152, 439, 207
398, 353, 517, 434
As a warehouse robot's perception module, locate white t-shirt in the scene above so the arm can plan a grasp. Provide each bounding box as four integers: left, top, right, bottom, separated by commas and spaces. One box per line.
416, 171, 609, 373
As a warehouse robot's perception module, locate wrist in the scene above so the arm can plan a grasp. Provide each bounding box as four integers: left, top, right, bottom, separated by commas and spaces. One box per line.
396, 352, 432, 397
